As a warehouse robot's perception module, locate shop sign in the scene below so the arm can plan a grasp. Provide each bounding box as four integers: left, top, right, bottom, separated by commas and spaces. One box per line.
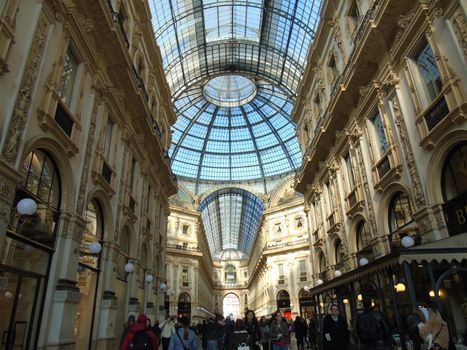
443, 193, 467, 236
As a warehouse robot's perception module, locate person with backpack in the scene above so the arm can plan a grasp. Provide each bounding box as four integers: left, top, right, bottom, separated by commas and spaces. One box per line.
168, 316, 198, 350
322, 304, 349, 350
356, 297, 390, 350
160, 316, 177, 350
120, 314, 158, 350
227, 318, 254, 350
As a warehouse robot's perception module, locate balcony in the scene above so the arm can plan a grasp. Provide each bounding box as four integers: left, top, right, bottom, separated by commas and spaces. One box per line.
371, 145, 403, 192
266, 237, 310, 251
91, 153, 116, 197
345, 183, 365, 217
326, 209, 341, 234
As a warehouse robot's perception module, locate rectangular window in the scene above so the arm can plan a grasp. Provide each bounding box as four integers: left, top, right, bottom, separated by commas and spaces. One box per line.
415, 42, 442, 102
182, 267, 189, 286
344, 152, 355, 190
182, 224, 189, 235
130, 158, 137, 191
325, 181, 334, 213
347, 0, 360, 33
57, 48, 78, 107
278, 264, 285, 283
103, 116, 115, 160
371, 112, 389, 156
299, 260, 307, 281
328, 55, 337, 82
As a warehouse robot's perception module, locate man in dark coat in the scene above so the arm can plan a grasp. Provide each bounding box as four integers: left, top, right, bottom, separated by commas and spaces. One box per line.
322, 304, 349, 350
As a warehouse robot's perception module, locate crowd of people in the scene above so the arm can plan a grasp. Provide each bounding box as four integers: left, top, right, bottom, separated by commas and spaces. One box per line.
119, 300, 454, 350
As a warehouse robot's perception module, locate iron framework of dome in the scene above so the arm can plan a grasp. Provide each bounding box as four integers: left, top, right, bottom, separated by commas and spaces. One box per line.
150, 0, 322, 185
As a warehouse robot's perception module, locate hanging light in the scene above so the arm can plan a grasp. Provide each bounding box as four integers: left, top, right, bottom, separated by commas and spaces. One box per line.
145, 274, 154, 283
359, 258, 369, 266
88, 242, 102, 254
316, 279, 324, 285
160, 282, 167, 290
395, 283, 406, 293
124, 262, 135, 273
16, 198, 37, 215
334, 270, 342, 277
401, 236, 415, 248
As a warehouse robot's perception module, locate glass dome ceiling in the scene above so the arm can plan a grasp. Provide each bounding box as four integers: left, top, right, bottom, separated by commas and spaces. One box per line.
150, 0, 323, 184
204, 75, 257, 107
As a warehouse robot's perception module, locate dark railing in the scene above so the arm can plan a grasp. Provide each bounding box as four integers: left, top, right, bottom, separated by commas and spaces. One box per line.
425, 94, 449, 130
101, 161, 112, 184
129, 196, 136, 213
376, 154, 391, 179
166, 243, 200, 252
54, 103, 74, 137
266, 237, 310, 250
131, 64, 149, 101
107, 0, 130, 49
318, 271, 327, 282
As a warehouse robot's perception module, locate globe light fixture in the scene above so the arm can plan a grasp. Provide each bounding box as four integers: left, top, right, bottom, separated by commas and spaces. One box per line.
304, 285, 310, 292
343, 298, 349, 304
16, 198, 37, 215
124, 262, 135, 273
395, 283, 406, 293
316, 279, 324, 285
359, 258, 369, 266
145, 274, 154, 283
88, 242, 102, 254
401, 236, 415, 248
334, 270, 342, 277
160, 282, 167, 290
357, 294, 363, 301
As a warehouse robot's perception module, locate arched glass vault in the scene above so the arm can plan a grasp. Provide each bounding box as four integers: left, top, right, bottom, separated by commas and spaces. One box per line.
199, 188, 264, 260
150, 0, 323, 185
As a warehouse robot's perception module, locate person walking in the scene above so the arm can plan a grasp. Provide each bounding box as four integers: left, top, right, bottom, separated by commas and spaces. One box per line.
168, 316, 198, 350
407, 308, 427, 350
356, 297, 390, 350
160, 316, 177, 350
227, 319, 254, 350
322, 304, 349, 350
293, 317, 308, 350
270, 311, 290, 350
245, 310, 262, 350
204, 314, 226, 350
259, 316, 271, 350
418, 304, 449, 350
306, 315, 317, 350
120, 314, 158, 350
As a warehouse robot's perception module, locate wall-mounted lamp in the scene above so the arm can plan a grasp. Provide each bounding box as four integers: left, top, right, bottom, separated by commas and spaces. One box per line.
145, 274, 154, 283
343, 298, 349, 304
88, 242, 102, 254
401, 236, 415, 248
160, 282, 167, 290
334, 270, 342, 277
17, 198, 37, 215
303, 285, 311, 292
124, 261, 135, 273
359, 258, 369, 266
316, 279, 324, 285
357, 294, 363, 301
395, 283, 406, 293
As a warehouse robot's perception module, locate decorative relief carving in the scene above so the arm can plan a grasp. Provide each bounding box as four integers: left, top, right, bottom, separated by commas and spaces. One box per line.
329, 19, 345, 60
76, 96, 100, 216
391, 97, 427, 209
355, 143, 378, 237
2, 13, 49, 163
114, 146, 129, 241
453, 11, 467, 60
0, 178, 16, 202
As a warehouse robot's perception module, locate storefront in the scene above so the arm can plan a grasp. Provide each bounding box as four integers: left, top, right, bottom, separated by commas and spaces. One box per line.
307, 242, 467, 350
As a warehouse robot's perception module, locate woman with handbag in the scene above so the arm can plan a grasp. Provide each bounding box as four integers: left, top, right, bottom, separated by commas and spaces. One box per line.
418, 305, 449, 350
227, 319, 254, 350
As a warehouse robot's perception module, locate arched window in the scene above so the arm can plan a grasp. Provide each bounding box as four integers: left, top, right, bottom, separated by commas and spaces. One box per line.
335, 239, 345, 270
79, 199, 104, 269
356, 221, 371, 251
388, 192, 414, 233
318, 252, 325, 274
16, 149, 61, 247
120, 227, 130, 256
225, 264, 236, 282
442, 142, 467, 201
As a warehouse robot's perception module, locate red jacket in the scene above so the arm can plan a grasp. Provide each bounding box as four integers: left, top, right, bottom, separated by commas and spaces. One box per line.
120, 322, 158, 350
